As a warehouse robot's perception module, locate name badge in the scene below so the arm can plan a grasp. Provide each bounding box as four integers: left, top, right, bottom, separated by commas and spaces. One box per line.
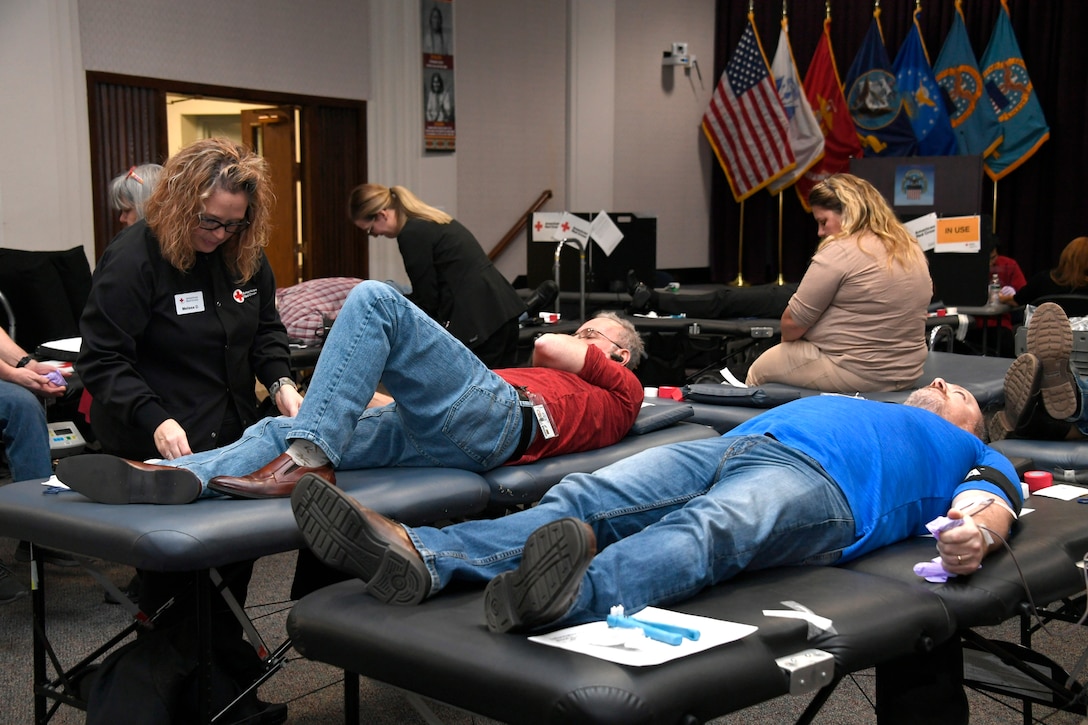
527, 391, 558, 439
175, 291, 205, 315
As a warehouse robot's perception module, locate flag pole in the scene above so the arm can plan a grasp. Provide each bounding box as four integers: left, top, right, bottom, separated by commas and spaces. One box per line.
992, 181, 998, 234
730, 0, 755, 288
731, 200, 748, 287
776, 193, 785, 285
777, 0, 787, 286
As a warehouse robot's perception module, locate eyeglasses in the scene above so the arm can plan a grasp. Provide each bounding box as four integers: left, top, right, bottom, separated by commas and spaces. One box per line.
573, 327, 622, 350
196, 215, 250, 234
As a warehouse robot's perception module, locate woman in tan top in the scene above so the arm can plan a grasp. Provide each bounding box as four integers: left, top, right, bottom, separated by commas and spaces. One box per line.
746, 173, 931, 392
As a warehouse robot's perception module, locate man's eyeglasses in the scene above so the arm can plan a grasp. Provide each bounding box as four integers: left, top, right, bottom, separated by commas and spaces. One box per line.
196, 215, 250, 234
573, 327, 622, 349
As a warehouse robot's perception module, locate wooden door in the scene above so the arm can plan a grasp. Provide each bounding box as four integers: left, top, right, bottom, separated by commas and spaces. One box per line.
241, 108, 299, 287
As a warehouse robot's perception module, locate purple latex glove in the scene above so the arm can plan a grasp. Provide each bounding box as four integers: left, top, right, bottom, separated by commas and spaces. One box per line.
44, 370, 67, 387
914, 556, 954, 583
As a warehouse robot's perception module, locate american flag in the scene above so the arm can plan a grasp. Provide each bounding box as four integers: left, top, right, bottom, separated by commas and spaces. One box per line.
702, 15, 795, 202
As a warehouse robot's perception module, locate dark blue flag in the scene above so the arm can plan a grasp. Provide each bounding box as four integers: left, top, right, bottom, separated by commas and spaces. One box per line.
844, 12, 917, 157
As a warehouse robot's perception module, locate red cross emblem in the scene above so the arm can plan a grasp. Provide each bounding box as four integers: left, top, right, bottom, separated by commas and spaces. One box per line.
534, 220, 543, 232
233, 289, 245, 303
561, 222, 570, 233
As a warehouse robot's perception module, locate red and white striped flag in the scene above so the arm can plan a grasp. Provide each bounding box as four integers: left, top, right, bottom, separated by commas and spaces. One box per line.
702, 14, 795, 202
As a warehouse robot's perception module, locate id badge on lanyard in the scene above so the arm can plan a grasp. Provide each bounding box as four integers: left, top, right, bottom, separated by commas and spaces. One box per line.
526, 391, 558, 439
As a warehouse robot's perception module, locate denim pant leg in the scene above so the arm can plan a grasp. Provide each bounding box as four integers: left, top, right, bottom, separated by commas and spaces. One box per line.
409, 437, 749, 592
1074, 376, 1088, 435
0, 380, 51, 481
286, 281, 522, 470
564, 436, 855, 626
171, 417, 294, 493
409, 435, 855, 627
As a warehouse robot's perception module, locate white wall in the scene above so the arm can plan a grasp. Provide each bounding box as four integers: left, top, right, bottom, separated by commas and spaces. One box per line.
0, 2, 92, 254
1, 0, 715, 285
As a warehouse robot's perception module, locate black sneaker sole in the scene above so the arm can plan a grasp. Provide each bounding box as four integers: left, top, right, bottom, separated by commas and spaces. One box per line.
484, 517, 595, 633
55, 455, 201, 505
290, 474, 428, 605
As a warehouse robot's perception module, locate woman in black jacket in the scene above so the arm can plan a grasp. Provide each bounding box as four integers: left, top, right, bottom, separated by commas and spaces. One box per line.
350, 183, 526, 367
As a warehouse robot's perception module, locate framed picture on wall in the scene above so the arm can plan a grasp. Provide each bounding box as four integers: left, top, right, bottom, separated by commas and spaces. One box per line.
423, 0, 455, 151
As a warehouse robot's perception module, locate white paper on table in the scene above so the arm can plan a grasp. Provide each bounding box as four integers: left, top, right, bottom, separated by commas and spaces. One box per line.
528, 606, 757, 667
1031, 484, 1088, 501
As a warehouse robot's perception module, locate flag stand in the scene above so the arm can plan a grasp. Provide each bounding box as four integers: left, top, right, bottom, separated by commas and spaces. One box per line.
776, 192, 786, 285
730, 200, 749, 287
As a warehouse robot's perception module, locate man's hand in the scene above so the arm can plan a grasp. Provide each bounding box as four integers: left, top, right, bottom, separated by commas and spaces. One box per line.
9, 361, 69, 398
936, 493, 1015, 575
154, 419, 193, 460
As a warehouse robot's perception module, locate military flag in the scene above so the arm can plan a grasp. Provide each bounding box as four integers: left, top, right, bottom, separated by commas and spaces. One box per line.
933, 0, 1002, 158
980, 0, 1050, 180
893, 7, 957, 156
795, 17, 861, 210
843, 10, 918, 157
767, 17, 824, 194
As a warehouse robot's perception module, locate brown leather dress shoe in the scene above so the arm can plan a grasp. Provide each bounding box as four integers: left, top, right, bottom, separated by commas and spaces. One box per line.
291, 473, 430, 605
207, 453, 336, 499
56, 455, 202, 505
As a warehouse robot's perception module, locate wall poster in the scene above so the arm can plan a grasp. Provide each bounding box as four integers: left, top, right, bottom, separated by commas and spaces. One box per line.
422, 0, 455, 151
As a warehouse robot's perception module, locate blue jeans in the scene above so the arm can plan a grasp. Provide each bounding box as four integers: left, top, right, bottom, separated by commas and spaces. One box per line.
171, 281, 526, 490
1075, 377, 1088, 436
408, 435, 856, 627
0, 379, 51, 481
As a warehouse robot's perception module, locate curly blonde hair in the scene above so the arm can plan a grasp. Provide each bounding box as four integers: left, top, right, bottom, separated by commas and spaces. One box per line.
348, 183, 452, 227
144, 138, 274, 283
808, 173, 926, 271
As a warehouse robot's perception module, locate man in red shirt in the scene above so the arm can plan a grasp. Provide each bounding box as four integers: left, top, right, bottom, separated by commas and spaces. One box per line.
58, 281, 645, 503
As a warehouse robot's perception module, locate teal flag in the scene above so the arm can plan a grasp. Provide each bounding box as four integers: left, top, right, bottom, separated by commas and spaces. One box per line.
844, 13, 917, 157
934, 4, 1002, 158
980, 0, 1049, 180
894, 10, 956, 156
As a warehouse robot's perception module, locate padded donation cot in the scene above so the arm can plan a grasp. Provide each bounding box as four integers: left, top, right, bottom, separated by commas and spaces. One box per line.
682, 350, 1014, 434
287, 493, 1088, 725
0, 401, 711, 724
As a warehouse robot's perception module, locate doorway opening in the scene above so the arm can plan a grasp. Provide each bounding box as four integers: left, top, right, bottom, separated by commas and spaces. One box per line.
165, 95, 303, 287
87, 71, 370, 283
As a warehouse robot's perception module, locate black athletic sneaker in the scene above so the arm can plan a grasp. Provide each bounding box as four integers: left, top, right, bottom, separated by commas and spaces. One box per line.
484, 517, 596, 633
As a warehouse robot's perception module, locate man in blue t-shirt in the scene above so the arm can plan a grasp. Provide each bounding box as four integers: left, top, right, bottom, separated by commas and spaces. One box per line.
291, 377, 1020, 635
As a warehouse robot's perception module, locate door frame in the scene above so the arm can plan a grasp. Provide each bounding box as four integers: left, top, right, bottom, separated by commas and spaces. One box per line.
86, 71, 369, 281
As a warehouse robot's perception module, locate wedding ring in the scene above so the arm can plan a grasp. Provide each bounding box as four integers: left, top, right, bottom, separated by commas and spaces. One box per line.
957, 555, 962, 564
